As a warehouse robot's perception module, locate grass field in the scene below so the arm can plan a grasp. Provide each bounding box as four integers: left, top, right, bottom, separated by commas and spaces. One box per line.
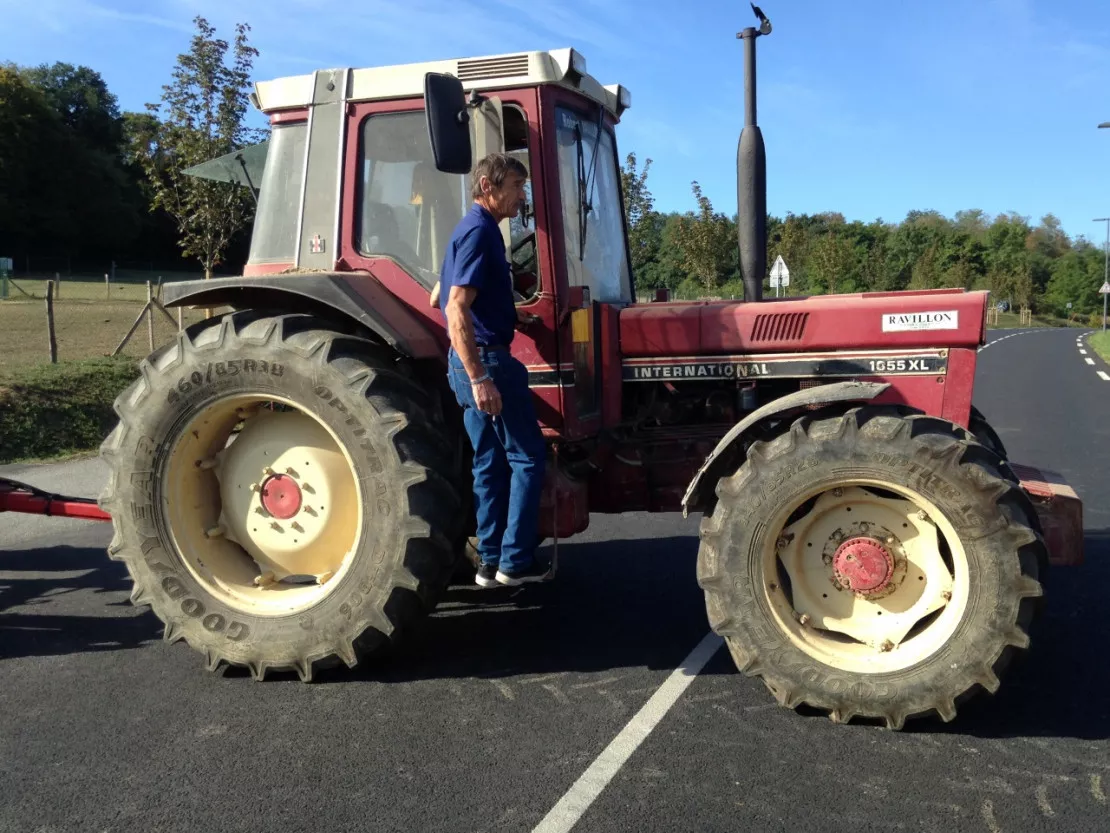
0, 277, 216, 371
1089, 329, 1110, 364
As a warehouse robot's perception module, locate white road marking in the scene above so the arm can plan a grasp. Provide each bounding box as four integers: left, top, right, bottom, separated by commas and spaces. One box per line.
532, 632, 723, 833
1085, 358, 1096, 365
1099, 371, 1110, 382
1079, 349, 1087, 355
981, 799, 1002, 833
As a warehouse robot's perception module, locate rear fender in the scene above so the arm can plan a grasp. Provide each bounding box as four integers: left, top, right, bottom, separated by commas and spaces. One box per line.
680, 380, 890, 517
161, 273, 443, 361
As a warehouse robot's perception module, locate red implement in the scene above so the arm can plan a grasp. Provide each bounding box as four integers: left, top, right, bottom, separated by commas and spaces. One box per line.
0, 477, 111, 522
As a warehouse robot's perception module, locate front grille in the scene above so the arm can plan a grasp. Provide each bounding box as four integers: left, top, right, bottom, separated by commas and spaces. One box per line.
751, 312, 808, 342
457, 55, 530, 82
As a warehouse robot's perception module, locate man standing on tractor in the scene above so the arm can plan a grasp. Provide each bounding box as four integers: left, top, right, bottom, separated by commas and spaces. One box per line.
440, 152, 550, 588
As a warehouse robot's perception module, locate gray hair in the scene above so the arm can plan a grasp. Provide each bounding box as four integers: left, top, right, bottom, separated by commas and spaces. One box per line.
471, 152, 528, 199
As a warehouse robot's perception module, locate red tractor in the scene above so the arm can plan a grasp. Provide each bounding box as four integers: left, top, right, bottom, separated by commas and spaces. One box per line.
78, 11, 1081, 728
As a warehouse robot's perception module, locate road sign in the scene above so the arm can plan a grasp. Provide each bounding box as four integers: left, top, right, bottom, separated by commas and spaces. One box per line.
1099, 281, 1110, 294
769, 255, 790, 296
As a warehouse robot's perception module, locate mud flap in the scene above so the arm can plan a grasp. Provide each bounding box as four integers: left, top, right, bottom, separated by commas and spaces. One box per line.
1010, 462, 1084, 567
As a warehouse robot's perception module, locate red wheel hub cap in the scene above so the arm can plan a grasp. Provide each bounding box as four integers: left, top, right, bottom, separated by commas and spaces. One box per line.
833, 537, 894, 594
260, 474, 302, 520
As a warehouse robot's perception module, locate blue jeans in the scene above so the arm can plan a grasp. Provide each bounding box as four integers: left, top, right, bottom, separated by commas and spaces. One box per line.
447, 347, 546, 572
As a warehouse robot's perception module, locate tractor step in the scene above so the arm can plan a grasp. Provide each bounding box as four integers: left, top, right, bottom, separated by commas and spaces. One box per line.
1010, 462, 1084, 567
0, 477, 111, 522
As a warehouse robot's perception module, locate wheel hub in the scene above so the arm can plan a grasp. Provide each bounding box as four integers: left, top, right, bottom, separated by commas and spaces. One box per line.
260, 473, 302, 520
833, 537, 894, 595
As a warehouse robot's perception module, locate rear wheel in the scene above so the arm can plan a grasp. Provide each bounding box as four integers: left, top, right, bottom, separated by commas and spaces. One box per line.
697, 406, 1046, 729
99, 312, 463, 680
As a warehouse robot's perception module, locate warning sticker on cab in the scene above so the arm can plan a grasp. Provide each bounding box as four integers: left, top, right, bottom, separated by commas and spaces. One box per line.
881, 310, 959, 332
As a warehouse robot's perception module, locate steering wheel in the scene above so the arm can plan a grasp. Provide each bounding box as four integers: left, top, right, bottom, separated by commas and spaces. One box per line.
511, 231, 536, 260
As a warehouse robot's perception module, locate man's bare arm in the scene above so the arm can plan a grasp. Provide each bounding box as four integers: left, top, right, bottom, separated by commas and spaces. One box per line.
446, 285, 484, 380
446, 285, 502, 415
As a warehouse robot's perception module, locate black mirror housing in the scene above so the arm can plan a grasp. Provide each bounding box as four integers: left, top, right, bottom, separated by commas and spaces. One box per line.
424, 72, 472, 174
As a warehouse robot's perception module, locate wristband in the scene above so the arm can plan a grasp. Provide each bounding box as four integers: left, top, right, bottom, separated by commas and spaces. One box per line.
470, 373, 490, 385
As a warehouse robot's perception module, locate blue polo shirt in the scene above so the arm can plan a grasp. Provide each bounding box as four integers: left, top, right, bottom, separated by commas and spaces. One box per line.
439, 203, 516, 348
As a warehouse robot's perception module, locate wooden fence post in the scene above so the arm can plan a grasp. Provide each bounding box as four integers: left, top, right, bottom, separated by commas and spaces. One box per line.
45, 280, 57, 364
146, 281, 155, 352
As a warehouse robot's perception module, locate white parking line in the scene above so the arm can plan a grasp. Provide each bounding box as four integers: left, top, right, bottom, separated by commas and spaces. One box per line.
532, 632, 723, 833
1086, 358, 1096, 365
1099, 371, 1110, 382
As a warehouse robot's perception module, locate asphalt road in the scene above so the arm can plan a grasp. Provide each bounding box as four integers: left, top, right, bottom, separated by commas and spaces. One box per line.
2, 327, 1108, 833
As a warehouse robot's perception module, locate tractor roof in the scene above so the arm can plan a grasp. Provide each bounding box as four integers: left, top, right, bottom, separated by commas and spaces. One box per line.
251, 48, 630, 120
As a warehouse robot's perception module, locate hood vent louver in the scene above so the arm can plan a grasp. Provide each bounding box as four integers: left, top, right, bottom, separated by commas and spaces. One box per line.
751, 312, 809, 342
457, 55, 530, 82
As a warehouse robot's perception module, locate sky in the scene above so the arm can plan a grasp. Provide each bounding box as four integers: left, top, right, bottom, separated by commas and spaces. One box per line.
2, 0, 1109, 244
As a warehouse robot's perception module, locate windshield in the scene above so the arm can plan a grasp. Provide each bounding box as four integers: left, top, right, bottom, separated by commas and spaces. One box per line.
554, 106, 632, 303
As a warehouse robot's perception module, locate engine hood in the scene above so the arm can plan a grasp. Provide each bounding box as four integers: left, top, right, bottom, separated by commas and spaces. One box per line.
618, 288, 988, 358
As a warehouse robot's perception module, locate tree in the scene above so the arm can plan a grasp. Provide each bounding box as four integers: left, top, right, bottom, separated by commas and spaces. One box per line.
19, 62, 122, 155
672, 181, 734, 291
137, 17, 263, 279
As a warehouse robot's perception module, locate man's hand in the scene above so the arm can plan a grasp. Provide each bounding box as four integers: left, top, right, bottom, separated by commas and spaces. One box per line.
471, 377, 502, 416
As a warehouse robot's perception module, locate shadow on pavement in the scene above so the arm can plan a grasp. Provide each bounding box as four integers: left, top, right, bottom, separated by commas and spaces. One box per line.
0, 545, 160, 660
304, 533, 730, 684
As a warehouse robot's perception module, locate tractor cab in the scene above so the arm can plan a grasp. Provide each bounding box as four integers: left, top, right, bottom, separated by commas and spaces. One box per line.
221, 48, 636, 441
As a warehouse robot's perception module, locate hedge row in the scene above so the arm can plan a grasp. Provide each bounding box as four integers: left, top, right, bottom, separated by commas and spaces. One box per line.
0, 357, 140, 464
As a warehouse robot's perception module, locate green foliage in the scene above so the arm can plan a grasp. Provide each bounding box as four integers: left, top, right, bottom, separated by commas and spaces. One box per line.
671, 182, 735, 290
0, 63, 142, 259
0, 357, 140, 463
136, 17, 264, 278
621, 162, 1103, 311
1089, 330, 1110, 363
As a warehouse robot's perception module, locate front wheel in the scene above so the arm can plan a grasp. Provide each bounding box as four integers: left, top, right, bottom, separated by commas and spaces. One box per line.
697, 406, 1046, 729
99, 312, 464, 680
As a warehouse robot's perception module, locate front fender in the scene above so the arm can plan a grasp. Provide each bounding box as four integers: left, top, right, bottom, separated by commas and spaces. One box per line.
680, 380, 891, 517
161, 273, 443, 360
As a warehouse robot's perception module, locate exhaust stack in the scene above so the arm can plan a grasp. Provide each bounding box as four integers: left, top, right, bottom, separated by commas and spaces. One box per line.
737, 3, 771, 303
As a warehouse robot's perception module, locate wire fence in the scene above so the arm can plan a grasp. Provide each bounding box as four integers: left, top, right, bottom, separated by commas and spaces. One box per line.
0, 277, 214, 372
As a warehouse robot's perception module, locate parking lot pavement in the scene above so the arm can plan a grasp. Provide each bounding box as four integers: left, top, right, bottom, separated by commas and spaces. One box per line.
2, 325, 1107, 832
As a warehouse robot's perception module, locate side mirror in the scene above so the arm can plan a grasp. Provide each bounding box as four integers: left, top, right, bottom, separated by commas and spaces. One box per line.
424, 72, 472, 174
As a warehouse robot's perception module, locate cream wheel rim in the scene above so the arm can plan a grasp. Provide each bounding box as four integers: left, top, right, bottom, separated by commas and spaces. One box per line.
162, 394, 363, 616
762, 483, 970, 674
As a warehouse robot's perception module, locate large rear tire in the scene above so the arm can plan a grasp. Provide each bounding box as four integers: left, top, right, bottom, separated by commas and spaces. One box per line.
697, 406, 1046, 729
99, 312, 463, 680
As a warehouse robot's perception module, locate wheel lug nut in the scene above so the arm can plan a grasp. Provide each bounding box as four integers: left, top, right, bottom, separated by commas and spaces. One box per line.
204, 525, 225, 539
832, 488, 843, 498
285, 467, 299, 478
916, 510, 928, 521
942, 590, 952, 601
880, 640, 895, 652
250, 482, 261, 493
254, 571, 276, 587
291, 522, 304, 533
271, 522, 283, 532
196, 457, 218, 470
798, 614, 811, 626
263, 466, 275, 476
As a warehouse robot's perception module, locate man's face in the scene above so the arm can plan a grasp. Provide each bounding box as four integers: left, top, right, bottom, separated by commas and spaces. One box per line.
483, 173, 528, 221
